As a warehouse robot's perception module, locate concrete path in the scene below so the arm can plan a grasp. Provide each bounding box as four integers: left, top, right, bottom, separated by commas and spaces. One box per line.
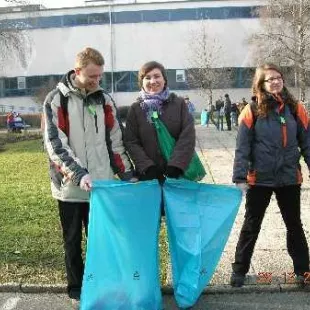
1, 290, 310, 310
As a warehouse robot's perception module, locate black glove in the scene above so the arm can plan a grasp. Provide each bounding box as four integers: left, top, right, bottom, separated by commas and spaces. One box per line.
139, 166, 158, 181
165, 166, 183, 179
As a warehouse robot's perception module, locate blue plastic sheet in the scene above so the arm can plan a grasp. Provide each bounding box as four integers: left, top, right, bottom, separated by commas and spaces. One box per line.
163, 179, 242, 308
80, 180, 163, 310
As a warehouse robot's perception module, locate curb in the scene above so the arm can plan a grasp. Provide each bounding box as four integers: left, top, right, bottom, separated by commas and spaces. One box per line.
1, 283, 309, 295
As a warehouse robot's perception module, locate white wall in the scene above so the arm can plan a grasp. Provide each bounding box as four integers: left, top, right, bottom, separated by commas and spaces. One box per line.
0, 0, 266, 112
1, 0, 262, 76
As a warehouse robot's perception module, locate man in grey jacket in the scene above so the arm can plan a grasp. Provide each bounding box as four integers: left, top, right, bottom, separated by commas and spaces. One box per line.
43, 47, 133, 303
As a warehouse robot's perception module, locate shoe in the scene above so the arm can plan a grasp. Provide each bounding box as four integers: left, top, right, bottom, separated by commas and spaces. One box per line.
230, 272, 245, 287
295, 274, 306, 288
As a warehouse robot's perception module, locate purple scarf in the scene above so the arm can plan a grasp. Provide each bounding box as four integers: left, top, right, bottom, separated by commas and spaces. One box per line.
139, 88, 170, 122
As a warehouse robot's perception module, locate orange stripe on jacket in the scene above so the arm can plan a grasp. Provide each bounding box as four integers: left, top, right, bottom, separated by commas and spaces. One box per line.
281, 125, 287, 147
238, 104, 254, 129
295, 102, 309, 130
297, 168, 303, 184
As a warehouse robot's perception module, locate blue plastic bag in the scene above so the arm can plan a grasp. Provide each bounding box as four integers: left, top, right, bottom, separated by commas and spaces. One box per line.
163, 179, 242, 308
80, 180, 163, 310
200, 110, 207, 126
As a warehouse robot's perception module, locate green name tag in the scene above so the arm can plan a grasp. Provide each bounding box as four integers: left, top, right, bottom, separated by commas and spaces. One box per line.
152, 111, 159, 119
280, 116, 286, 124
87, 105, 96, 116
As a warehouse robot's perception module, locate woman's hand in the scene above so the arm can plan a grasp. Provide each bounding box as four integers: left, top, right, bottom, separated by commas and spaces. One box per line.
165, 166, 183, 179
140, 166, 158, 181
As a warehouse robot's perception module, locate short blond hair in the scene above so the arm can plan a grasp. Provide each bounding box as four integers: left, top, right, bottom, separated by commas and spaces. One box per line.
75, 47, 105, 68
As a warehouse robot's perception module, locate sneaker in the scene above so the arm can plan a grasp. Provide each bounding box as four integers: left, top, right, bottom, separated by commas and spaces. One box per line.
230, 272, 245, 287
295, 274, 306, 288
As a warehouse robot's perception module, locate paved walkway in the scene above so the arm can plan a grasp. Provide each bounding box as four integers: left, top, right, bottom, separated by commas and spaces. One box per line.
195, 124, 310, 287
1, 290, 310, 310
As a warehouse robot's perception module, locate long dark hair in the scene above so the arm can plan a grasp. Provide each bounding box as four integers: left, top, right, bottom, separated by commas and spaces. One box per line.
252, 63, 297, 117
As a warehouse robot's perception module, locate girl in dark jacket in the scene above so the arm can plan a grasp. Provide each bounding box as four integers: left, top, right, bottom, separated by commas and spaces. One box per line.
124, 61, 195, 182
231, 63, 310, 287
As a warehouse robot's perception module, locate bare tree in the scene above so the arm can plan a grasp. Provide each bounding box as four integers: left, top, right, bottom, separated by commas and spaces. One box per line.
0, 0, 32, 73
248, 0, 310, 101
186, 21, 231, 107
32, 77, 58, 106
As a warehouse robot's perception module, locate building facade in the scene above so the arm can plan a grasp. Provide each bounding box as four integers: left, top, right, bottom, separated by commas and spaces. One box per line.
0, 0, 264, 113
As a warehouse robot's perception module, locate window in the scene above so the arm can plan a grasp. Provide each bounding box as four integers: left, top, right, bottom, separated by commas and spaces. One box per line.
88, 13, 109, 25
176, 70, 186, 83
142, 10, 169, 22
17, 77, 26, 90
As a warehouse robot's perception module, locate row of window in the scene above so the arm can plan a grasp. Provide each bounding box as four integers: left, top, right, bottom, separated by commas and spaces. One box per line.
0, 67, 272, 98
0, 6, 261, 30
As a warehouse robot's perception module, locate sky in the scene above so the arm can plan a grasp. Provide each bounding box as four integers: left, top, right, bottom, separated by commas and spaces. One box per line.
0, 0, 87, 8
0, 0, 177, 9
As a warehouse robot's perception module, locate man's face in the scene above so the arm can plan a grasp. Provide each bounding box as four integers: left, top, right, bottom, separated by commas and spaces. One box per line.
75, 63, 103, 92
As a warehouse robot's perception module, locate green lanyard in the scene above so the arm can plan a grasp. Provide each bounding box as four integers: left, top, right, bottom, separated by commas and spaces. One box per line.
87, 104, 97, 117
279, 116, 286, 125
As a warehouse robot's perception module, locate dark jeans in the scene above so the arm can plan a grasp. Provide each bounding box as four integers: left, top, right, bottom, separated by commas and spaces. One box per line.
58, 200, 89, 299
225, 113, 231, 130
232, 185, 309, 276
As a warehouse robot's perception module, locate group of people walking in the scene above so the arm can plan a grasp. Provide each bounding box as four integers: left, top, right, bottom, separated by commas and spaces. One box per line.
42, 47, 310, 308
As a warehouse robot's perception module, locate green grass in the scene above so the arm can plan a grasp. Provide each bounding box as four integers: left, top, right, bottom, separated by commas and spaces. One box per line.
0, 139, 169, 285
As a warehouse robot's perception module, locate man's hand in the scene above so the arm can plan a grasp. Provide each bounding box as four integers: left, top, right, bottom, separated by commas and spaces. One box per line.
129, 177, 139, 183
80, 174, 92, 192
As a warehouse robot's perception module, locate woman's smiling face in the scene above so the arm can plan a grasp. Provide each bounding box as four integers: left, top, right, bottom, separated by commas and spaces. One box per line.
142, 68, 165, 95
263, 69, 284, 95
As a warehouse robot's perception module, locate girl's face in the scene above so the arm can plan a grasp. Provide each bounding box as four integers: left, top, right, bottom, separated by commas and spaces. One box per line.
142, 68, 165, 95
263, 69, 284, 95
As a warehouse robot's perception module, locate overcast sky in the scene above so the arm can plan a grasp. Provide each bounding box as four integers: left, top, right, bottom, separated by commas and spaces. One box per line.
0, 0, 85, 8
0, 0, 177, 9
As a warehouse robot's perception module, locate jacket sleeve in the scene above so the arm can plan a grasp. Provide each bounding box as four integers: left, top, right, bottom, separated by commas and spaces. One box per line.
295, 102, 310, 169
43, 90, 88, 186
232, 104, 254, 183
124, 105, 155, 173
103, 97, 134, 180
168, 99, 195, 171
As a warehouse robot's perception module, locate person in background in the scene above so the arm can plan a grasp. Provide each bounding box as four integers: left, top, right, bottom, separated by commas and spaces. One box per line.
6, 111, 14, 129
224, 93, 232, 130
230, 102, 238, 126
215, 96, 224, 130
231, 63, 310, 288
219, 105, 225, 131
184, 95, 196, 119
237, 97, 248, 115
124, 61, 195, 184
43, 47, 133, 305
201, 104, 211, 127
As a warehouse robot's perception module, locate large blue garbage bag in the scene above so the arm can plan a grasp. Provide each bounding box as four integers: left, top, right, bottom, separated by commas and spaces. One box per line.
163, 179, 242, 308
80, 180, 163, 310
